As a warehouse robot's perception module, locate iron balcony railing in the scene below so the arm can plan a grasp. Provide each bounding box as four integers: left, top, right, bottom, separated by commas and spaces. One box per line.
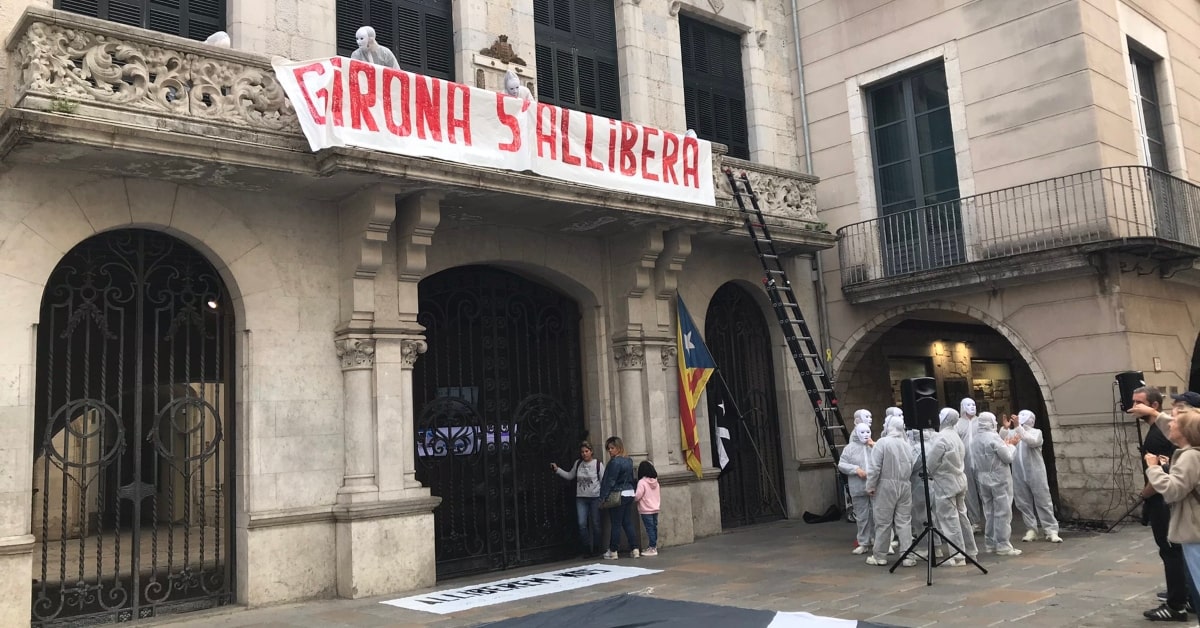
837, 166, 1200, 286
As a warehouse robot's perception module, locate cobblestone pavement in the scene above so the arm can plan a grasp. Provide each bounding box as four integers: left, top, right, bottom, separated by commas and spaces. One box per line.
152, 518, 1179, 628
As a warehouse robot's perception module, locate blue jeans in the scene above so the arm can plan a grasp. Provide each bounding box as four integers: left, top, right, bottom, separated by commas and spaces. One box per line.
609, 496, 637, 552
1178, 543, 1200, 612
576, 497, 601, 554
640, 513, 659, 549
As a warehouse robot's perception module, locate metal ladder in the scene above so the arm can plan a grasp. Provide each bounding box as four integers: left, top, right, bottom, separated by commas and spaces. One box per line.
722, 168, 851, 464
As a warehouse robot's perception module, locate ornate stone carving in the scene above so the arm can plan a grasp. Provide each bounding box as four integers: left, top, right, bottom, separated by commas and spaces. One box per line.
661, 345, 677, 369
479, 35, 527, 66
336, 338, 376, 370
669, 1, 683, 17
400, 339, 428, 367
13, 19, 298, 132
755, 30, 768, 48
708, 0, 725, 13
613, 344, 646, 370
716, 165, 820, 223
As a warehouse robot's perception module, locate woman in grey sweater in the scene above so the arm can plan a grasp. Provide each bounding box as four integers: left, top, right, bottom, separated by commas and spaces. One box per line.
552, 441, 605, 557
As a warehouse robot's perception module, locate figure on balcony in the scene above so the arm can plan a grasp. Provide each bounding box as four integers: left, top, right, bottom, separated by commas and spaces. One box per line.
203, 31, 231, 47
352, 26, 400, 69
504, 69, 534, 102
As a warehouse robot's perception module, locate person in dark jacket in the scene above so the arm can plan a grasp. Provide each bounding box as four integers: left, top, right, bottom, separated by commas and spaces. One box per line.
599, 436, 639, 559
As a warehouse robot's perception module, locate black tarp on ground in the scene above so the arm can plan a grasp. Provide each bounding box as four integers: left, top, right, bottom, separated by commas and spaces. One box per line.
478, 594, 897, 627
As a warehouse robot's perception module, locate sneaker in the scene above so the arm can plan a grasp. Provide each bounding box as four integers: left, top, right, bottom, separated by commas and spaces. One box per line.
852, 545, 868, 555
983, 546, 995, 554
1022, 530, 1038, 542
643, 548, 658, 557
631, 549, 640, 559
603, 550, 618, 560
1046, 532, 1063, 543
995, 547, 1023, 556
948, 557, 967, 567
865, 556, 888, 566
1143, 604, 1188, 622
901, 558, 917, 567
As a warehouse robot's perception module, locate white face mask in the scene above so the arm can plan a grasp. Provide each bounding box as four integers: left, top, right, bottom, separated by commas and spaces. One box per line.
854, 409, 872, 425
961, 399, 976, 416
356, 28, 373, 48
854, 424, 872, 444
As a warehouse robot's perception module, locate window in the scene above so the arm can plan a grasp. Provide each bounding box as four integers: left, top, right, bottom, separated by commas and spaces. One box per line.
867, 63, 962, 274
534, 0, 621, 119
679, 15, 748, 160
57, 0, 225, 41
1130, 47, 1168, 171
337, 0, 454, 81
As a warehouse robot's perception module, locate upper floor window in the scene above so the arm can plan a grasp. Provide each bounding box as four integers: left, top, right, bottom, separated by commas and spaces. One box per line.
869, 63, 958, 216
680, 15, 748, 160
57, 0, 225, 41
1129, 46, 1168, 171
869, 63, 961, 273
336, 0, 454, 81
534, 0, 621, 119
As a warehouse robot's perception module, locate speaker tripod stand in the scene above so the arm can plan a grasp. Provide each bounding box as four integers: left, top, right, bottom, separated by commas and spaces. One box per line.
890, 427, 988, 584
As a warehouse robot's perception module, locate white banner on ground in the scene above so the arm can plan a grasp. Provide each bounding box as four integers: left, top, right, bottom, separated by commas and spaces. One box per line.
380, 563, 661, 615
272, 57, 716, 206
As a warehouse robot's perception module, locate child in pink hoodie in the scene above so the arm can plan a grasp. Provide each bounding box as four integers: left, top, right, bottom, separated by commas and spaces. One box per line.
634, 461, 661, 556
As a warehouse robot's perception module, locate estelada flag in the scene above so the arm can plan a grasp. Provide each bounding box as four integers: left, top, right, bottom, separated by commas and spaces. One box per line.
676, 295, 716, 478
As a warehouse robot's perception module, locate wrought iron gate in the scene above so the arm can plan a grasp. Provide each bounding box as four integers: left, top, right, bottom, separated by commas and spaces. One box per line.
705, 283, 786, 528
414, 266, 585, 579
32, 229, 233, 626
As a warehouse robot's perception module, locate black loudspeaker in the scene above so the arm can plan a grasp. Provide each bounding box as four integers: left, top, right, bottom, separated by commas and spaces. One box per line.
901, 376, 940, 431
1116, 370, 1146, 412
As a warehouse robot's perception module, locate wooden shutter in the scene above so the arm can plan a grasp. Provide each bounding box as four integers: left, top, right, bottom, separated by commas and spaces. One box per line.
679, 15, 749, 159
56, 0, 226, 41
534, 0, 621, 119
336, 0, 454, 81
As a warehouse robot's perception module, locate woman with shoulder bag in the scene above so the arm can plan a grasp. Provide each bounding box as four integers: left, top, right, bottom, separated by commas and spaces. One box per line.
1144, 405, 1200, 619
598, 436, 639, 559
551, 441, 605, 557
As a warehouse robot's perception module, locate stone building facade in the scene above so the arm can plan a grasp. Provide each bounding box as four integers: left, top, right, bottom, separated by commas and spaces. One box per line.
804, 0, 1200, 522
0, 0, 834, 625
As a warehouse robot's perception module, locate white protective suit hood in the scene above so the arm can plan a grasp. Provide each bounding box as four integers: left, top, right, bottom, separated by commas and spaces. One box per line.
852, 423, 872, 444
853, 409, 873, 425
1018, 410, 1036, 427
886, 406, 903, 419
884, 415, 906, 437
976, 411, 998, 431
939, 407, 960, 430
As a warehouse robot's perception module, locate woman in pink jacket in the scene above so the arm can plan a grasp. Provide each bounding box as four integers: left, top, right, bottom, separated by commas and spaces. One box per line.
634, 461, 661, 556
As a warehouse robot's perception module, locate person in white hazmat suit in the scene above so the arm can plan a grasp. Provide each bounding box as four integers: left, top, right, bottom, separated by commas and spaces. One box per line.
924, 407, 977, 565
969, 412, 1022, 555
865, 415, 916, 567
907, 425, 937, 542
838, 423, 875, 554
1001, 410, 1063, 543
956, 398, 984, 531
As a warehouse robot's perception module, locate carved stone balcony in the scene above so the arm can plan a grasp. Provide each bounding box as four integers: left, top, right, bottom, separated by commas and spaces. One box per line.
837, 166, 1200, 303
0, 7, 829, 250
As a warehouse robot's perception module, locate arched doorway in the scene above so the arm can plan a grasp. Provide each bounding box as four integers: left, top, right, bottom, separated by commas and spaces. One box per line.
413, 266, 586, 579
31, 229, 234, 626
704, 283, 786, 528
837, 313, 1059, 506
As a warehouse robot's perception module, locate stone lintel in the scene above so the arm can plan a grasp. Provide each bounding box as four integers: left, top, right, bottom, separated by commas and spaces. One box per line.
0, 535, 35, 555
246, 508, 335, 530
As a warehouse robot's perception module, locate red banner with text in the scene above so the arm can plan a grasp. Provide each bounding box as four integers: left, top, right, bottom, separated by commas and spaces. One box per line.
273, 57, 715, 206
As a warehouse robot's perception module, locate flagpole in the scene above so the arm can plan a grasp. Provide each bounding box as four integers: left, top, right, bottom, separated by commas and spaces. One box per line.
711, 367, 789, 520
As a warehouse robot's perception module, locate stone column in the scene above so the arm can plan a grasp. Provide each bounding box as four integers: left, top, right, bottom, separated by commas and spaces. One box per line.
375, 335, 429, 498
614, 342, 648, 458
336, 337, 378, 502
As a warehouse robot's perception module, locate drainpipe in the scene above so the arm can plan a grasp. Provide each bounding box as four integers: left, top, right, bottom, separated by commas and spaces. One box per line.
789, 0, 834, 382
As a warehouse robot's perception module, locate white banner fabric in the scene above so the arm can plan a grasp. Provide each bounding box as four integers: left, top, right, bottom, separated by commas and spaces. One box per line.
379, 563, 661, 615
272, 57, 716, 206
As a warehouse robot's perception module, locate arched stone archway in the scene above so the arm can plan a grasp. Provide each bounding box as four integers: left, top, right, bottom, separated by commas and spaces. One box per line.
833, 300, 1056, 421
31, 229, 236, 625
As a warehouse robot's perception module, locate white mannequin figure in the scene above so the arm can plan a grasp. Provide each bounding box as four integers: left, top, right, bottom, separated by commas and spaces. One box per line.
504, 69, 534, 102
685, 129, 698, 138
351, 26, 400, 69
204, 31, 231, 47
957, 397, 984, 531
853, 408, 873, 426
